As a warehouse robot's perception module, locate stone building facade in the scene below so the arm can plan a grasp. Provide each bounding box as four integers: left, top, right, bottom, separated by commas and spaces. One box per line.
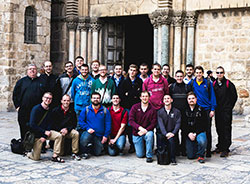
0, 0, 249, 114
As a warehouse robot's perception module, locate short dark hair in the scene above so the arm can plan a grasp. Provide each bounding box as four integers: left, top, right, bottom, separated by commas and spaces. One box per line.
162, 64, 170, 68
217, 66, 225, 73
152, 63, 161, 69
112, 93, 120, 98
140, 90, 150, 97
140, 63, 148, 68
129, 64, 138, 70
43, 92, 53, 97
80, 64, 89, 69
114, 64, 122, 68
164, 94, 172, 99
194, 66, 204, 73
91, 60, 100, 66
186, 64, 194, 69
91, 92, 101, 98
175, 70, 184, 75
65, 61, 73, 67
75, 56, 84, 62
187, 91, 197, 98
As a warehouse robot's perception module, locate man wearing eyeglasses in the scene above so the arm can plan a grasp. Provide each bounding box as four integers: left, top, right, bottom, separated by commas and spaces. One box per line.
212, 66, 238, 157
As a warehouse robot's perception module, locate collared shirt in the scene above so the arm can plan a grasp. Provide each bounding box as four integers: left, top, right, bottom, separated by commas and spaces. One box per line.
114, 75, 122, 87
183, 76, 195, 84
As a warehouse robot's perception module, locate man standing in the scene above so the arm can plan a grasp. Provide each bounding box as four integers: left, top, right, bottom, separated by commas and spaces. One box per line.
52, 94, 81, 160
120, 64, 143, 153
138, 63, 149, 82
129, 91, 157, 163
184, 92, 208, 163
213, 66, 238, 157
157, 94, 181, 165
73, 56, 84, 75
184, 64, 195, 84
189, 66, 217, 157
161, 64, 176, 86
143, 63, 169, 110
78, 92, 112, 159
71, 64, 94, 117
170, 70, 191, 156
27, 92, 64, 162
90, 60, 100, 79
111, 64, 125, 95
91, 65, 116, 107
13, 64, 45, 139
56, 61, 78, 102
108, 94, 128, 156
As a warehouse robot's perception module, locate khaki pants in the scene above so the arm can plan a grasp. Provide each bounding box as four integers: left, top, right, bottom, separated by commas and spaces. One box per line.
27, 130, 62, 161
60, 129, 79, 155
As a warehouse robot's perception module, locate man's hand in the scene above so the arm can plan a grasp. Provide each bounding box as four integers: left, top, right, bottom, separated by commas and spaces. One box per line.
209, 111, 215, 118
45, 131, 51, 137
109, 139, 116, 145
88, 128, 95, 134
101, 136, 107, 144
138, 126, 147, 136
166, 132, 174, 139
188, 133, 196, 141
60, 128, 68, 136
40, 137, 46, 142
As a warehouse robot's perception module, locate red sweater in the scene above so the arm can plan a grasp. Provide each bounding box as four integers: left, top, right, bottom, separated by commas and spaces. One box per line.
109, 106, 128, 137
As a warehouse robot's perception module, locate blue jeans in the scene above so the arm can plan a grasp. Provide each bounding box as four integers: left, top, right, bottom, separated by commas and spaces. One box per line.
133, 131, 154, 158
186, 132, 207, 159
80, 131, 104, 156
108, 135, 126, 156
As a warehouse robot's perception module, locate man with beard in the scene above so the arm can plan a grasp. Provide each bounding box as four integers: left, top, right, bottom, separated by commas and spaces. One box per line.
90, 60, 100, 79
71, 64, 95, 118
91, 65, 116, 107
78, 92, 112, 159
129, 91, 157, 163
13, 64, 46, 139
184, 64, 195, 84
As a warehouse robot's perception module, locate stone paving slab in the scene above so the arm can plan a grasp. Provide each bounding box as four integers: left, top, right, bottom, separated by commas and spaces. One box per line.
0, 112, 249, 183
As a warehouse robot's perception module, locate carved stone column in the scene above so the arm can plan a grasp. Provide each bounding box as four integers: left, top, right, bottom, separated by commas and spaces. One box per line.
90, 17, 102, 61
185, 11, 198, 65
173, 11, 185, 73
66, 16, 78, 62
149, 12, 159, 63
78, 17, 90, 62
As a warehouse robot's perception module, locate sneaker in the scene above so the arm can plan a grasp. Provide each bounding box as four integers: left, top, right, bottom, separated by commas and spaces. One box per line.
197, 157, 205, 163
128, 146, 135, 154
146, 157, 153, 163
212, 148, 221, 154
72, 154, 81, 161
206, 151, 211, 158
81, 153, 90, 159
220, 151, 229, 157
171, 159, 177, 165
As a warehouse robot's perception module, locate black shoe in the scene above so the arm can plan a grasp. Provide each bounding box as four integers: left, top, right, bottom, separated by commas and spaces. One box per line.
146, 157, 153, 163
181, 152, 187, 157
81, 153, 90, 159
128, 146, 135, 153
41, 148, 46, 154
220, 151, 229, 157
171, 159, 177, 165
206, 151, 211, 158
212, 148, 221, 154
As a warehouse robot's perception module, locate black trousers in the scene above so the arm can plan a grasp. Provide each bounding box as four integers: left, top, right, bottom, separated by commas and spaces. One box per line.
204, 110, 212, 153
215, 109, 232, 152
17, 107, 31, 139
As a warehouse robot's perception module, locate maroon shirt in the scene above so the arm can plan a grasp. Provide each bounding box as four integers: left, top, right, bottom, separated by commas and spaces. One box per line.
129, 103, 157, 136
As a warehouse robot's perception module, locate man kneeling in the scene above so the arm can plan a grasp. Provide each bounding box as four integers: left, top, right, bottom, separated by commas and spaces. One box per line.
129, 91, 157, 163
78, 92, 111, 159
52, 94, 81, 160
27, 92, 64, 162
184, 92, 208, 163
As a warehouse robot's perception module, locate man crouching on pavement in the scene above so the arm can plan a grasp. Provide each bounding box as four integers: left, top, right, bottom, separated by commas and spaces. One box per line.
52, 94, 81, 161
27, 92, 64, 163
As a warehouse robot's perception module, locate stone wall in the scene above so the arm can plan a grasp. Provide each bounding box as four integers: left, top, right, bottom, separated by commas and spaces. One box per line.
0, 0, 51, 111
195, 9, 250, 115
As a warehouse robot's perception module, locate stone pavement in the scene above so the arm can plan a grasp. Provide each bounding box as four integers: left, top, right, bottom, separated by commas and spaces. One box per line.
0, 112, 249, 184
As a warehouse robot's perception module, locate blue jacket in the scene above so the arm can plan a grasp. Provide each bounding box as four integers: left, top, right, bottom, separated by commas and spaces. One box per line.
78, 105, 111, 138
189, 78, 217, 111
71, 75, 95, 112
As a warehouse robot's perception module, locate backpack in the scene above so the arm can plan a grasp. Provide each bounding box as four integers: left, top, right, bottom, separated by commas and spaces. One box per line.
86, 106, 107, 117
157, 148, 170, 165
213, 80, 229, 88
10, 138, 25, 155
22, 131, 35, 152
108, 107, 127, 122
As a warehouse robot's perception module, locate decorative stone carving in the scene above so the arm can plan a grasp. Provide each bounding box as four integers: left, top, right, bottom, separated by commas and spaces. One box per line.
185, 11, 198, 27
78, 16, 90, 30
149, 9, 173, 28
172, 10, 185, 27
90, 17, 102, 32
66, 16, 78, 30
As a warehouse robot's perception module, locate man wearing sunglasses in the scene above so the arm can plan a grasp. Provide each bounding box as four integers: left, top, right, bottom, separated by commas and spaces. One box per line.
212, 66, 238, 157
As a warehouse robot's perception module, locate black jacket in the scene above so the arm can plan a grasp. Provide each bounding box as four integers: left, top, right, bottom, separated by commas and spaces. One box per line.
111, 74, 125, 95
213, 77, 238, 110
157, 106, 181, 136
120, 77, 143, 109
51, 106, 77, 133
13, 76, 45, 110
167, 76, 176, 86
184, 105, 207, 135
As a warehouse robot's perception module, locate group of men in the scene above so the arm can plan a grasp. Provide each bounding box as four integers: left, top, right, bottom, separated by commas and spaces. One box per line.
12, 56, 238, 165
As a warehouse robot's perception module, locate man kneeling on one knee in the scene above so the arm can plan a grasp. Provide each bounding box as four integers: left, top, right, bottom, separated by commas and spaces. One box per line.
184, 92, 208, 164
27, 92, 64, 163
52, 94, 81, 160
129, 91, 157, 163
78, 92, 111, 159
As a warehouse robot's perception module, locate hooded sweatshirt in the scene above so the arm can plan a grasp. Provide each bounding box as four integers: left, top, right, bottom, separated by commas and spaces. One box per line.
142, 74, 169, 110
